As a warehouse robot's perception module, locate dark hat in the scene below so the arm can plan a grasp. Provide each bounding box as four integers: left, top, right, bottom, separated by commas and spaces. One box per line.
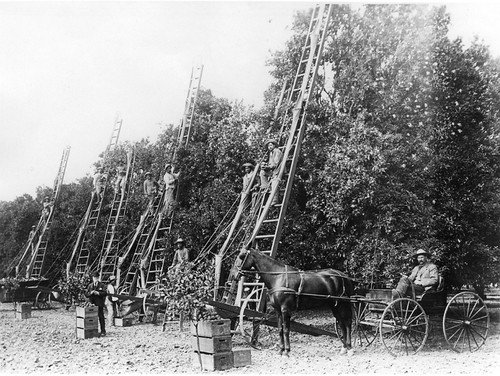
242, 162, 254, 168
265, 139, 278, 146
174, 238, 185, 244
91, 271, 99, 278
415, 249, 430, 257
165, 163, 172, 169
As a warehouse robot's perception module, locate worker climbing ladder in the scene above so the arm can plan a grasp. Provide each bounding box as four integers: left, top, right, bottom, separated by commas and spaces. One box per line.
216, 4, 332, 308
14, 146, 71, 279
66, 117, 123, 277
98, 148, 135, 282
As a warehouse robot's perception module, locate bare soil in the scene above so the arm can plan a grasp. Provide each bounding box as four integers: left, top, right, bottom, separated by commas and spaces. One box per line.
1, 302, 499, 374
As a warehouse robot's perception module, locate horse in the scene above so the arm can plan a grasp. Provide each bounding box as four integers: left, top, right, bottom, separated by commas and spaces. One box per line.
237, 248, 354, 356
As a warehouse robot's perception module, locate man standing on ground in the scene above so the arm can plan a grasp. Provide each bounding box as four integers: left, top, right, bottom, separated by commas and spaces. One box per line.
87, 271, 107, 336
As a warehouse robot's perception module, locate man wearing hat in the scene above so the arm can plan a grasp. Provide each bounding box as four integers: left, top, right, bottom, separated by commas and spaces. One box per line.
162, 164, 180, 217
240, 162, 257, 210
93, 167, 107, 204
171, 238, 190, 268
143, 172, 159, 208
105, 275, 120, 326
260, 139, 283, 206
87, 271, 107, 336
114, 166, 127, 194
392, 249, 439, 300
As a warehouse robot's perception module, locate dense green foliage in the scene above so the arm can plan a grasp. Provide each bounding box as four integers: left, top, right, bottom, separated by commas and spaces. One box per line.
1, 4, 499, 297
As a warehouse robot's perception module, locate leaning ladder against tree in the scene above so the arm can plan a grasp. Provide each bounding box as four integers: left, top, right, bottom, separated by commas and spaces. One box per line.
141, 64, 204, 291
213, 4, 333, 309
98, 147, 135, 282
116, 64, 204, 294
65, 117, 123, 278
13, 146, 71, 280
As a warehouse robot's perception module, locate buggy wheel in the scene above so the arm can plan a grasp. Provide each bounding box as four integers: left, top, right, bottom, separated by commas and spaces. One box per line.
239, 288, 277, 350
335, 295, 378, 347
380, 298, 428, 356
35, 291, 51, 310
352, 296, 378, 347
443, 292, 489, 353
141, 285, 164, 324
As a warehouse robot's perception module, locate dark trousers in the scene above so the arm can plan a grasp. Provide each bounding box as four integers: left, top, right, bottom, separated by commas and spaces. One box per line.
97, 306, 105, 333
394, 276, 425, 298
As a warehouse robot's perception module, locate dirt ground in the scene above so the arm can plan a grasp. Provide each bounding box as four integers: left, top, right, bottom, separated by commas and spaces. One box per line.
1, 301, 499, 375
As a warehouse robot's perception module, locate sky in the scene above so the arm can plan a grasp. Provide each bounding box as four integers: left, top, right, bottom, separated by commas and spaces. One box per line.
1, 1, 500, 202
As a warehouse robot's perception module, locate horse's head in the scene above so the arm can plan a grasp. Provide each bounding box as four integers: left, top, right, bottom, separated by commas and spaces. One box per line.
237, 248, 254, 272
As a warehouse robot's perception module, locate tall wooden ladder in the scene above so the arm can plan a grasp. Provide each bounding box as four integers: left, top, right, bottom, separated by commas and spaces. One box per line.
220, 4, 332, 307
66, 118, 123, 277
141, 65, 204, 290
177, 64, 203, 149
23, 146, 71, 279
99, 148, 135, 282
118, 195, 163, 294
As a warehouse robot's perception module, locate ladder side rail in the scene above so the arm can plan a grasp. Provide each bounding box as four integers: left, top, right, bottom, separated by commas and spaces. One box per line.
66, 198, 94, 277
183, 64, 203, 147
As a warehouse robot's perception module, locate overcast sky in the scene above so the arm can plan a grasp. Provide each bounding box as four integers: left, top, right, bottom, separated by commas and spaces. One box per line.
1, 1, 499, 202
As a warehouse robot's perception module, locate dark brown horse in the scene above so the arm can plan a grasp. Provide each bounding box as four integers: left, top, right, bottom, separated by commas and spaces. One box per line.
238, 248, 354, 356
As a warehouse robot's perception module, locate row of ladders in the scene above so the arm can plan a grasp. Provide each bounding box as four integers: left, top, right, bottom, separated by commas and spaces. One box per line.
66, 118, 123, 277
16, 146, 71, 279
219, 3, 333, 307
99, 148, 135, 282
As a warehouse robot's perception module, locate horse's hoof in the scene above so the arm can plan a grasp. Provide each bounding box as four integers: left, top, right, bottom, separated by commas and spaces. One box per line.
339, 347, 347, 355
347, 349, 355, 357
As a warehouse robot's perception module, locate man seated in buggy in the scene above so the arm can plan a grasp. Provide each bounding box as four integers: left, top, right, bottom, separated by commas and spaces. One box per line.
392, 249, 439, 300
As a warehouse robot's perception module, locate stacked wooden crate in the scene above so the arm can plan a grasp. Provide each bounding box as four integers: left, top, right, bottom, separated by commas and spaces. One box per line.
76, 306, 99, 339
15, 303, 32, 319
114, 317, 133, 327
191, 319, 251, 371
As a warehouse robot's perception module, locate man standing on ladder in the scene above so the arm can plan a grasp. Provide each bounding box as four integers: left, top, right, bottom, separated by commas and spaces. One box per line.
93, 167, 107, 203
260, 139, 282, 206
114, 166, 127, 194
162, 164, 179, 217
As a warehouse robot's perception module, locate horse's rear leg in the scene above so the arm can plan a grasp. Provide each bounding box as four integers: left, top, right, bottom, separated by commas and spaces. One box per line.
333, 304, 354, 356
277, 311, 286, 355
282, 308, 292, 357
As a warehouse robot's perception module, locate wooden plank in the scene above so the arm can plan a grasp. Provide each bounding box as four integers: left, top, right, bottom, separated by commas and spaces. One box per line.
206, 300, 337, 337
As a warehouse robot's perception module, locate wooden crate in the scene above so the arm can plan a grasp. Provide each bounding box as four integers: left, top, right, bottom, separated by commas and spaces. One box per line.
114, 317, 133, 327
76, 306, 98, 318
192, 335, 232, 354
190, 320, 231, 337
16, 303, 32, 313
192, 352, 233, 371
76, 328, 99, 339
76, 317, 99, 330
232, 348, 251, 367
15, 311, 31, 320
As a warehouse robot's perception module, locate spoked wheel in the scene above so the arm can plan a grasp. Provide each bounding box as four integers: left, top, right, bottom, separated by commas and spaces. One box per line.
443, 292, 489, 353
351, 296, 378, 347
335, 296, 378, 348
141, 285, 165, 324
239, 288, 278, 349
380, 298, 428, 356
35, 291, 51, 310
